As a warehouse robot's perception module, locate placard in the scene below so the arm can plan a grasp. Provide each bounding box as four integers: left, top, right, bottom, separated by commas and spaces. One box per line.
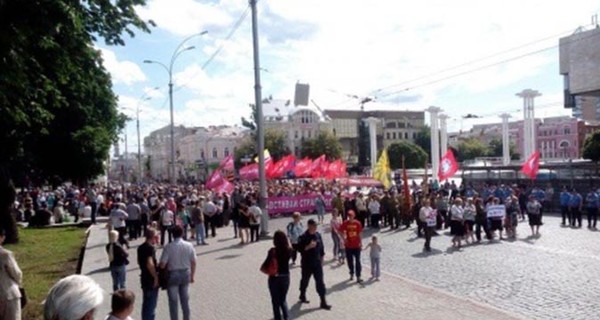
486, 205, 506, 218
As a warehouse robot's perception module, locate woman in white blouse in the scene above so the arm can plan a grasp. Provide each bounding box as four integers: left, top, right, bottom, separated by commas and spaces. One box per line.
449, 198, 465, 248
0, 228, 23, 320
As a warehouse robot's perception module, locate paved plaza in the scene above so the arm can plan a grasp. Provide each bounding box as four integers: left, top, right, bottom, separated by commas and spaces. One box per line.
81, 213, 600, 320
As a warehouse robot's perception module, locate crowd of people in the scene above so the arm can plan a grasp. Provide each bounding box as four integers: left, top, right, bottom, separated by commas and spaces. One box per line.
3, 177, 600, 320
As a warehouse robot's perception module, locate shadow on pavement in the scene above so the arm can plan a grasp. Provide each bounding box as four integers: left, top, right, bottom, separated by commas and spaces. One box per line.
196, 243, 243, 256
411, 248, 443, 258
328, 279, 354, 294
85, 266, 110, 276
289, 302, 321, 318
216, 254, 242, 260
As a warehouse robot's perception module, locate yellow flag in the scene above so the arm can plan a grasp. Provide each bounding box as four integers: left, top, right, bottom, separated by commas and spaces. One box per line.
254, 149, 271, 163
373, 148, 392, 189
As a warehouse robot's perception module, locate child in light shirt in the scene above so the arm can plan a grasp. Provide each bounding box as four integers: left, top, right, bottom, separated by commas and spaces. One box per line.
364, 236, 382, 280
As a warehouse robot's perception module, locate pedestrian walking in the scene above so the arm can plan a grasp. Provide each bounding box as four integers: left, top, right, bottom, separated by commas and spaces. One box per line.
137, 228, 159, 320
363, 236, 382, 280
474, 197, 489, 242
329, 209, 345, 264
249, 199, 262, 242
202, 198, 218, 238
191, 200, 207, 245
315, 193, 326, 225
463, 198, 476, 244
159, 225, 197, 320
419, 199, 436, 252
526, 195, 542, 236
262, 230, 292, 320
0, 228, 22, 320
449, 198, 465, 248
505, 195, 520, 239
340, 210, 364, 283
104, 289, 135, 320
286, 212, 304, 265
297, 219, 331, 310
158, 204, 174, 246
126, 198, 141, 241
110, 203, 130, 248
106, 230, 129, 292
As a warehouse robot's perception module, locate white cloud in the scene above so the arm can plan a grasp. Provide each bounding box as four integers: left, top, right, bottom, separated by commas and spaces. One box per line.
98, 48, 147, 85
121, 0, 600, 138
137, 0, 233, 36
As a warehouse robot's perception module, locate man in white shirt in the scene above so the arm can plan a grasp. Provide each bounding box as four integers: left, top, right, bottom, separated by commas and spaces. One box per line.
160, 226, 196, 320
202, 200, 218, 238
248, 200, 262, 242
110, 203, 129, 248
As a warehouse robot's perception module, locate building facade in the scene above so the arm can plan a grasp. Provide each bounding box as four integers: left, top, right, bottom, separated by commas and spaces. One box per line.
262, 98, 333, 156
324, 110, 425, 164
454, 116, 600, 161
143, 125, 196, 180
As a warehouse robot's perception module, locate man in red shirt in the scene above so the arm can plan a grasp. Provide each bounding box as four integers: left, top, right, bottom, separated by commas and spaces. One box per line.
340, 210, 364, 283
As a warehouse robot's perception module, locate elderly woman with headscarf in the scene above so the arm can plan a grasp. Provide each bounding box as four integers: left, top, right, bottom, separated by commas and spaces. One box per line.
44, 275, 103, 320
106, 230, 129, 292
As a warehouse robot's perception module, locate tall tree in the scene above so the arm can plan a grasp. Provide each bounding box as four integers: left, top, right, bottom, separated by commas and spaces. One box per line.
387, 141, 428, 169
415, 125, 431, 161
0, 0, 153, 242
582, 131, 600, 162
300, 131, 343, 160
241, 103, 258, 132
234, 129, 290, 167
456, 138, 488, 162
487, 138, 519, 160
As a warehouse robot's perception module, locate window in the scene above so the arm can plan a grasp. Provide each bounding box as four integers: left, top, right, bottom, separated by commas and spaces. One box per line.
200, 150, 205, 159
564, 127, 571, 135
294, 131, 299, 139
412, 132, 416, 139
405, 132, 408, 139
386, 122, 397, 129
386, 132, 391, 140
393, 132, 397, 139
224, 147, 229, 157
308, 130, 312, 138
212, 147, 218, 158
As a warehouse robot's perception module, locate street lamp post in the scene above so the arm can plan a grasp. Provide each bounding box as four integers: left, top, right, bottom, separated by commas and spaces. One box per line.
144, 31, 207, 184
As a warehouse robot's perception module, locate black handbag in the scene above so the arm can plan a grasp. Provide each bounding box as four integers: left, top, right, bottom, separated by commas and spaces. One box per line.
158, 266, 169, 290
19, 287, 27, 308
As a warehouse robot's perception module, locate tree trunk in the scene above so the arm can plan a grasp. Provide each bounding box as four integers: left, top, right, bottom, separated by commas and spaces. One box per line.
0, 163, 18, 244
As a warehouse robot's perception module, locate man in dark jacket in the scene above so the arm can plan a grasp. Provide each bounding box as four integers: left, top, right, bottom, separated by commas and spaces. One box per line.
297, 219, 331, 310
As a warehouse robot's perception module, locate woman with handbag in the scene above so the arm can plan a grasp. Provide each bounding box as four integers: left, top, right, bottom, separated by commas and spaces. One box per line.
106, 230, 129, 292
261, 230, 291, 320
0, 228, 23, 320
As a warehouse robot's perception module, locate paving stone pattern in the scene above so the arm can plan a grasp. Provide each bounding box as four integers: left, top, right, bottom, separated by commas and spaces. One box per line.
82, 215, 521, 320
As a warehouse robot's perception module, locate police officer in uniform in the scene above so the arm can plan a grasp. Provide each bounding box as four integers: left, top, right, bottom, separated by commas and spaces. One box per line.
297, 219, 331, 310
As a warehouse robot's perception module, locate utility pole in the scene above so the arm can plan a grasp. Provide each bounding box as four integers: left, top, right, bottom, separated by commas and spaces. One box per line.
137, 109, 142, 182
250, 0, 268, 235
124, 131, 128, 182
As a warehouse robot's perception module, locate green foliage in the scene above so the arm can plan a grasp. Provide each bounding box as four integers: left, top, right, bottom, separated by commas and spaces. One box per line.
0, 0, 153, 184
457, 138, 488, 162
387, 141, 428, 169
234, 129, 290, 167
301, 131, 343, 160
582, 130, 600, 162
241, 103, 258, 131
487, 138, 517, 159
415, 125, 431, 161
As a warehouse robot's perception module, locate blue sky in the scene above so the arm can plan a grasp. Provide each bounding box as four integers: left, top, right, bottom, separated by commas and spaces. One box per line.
97, 0, 600, 154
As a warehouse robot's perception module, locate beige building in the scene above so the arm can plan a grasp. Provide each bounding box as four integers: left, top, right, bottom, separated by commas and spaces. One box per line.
324, 110, 425, 164
262, 98, 333, 156
143, 125, 196, 180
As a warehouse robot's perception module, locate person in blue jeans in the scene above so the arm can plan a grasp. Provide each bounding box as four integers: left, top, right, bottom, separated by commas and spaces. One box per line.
262, 230, 291, 320
138, 228, 159, 320
106, 230, 128, 292
160, 225, 197, 320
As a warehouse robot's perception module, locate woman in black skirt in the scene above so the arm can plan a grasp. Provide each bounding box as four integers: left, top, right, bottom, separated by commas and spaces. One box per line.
238, 204, 251, 244
487, 197, 505, 240
449, 198, 465, 248
526, 195, 542, 236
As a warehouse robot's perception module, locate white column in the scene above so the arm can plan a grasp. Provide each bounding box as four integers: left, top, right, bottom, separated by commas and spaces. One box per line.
364, 117, 380, 172
426, 106, 442, 182
516, 89, 541, 159
438, 114, 449, 155
499, 113, 511, 165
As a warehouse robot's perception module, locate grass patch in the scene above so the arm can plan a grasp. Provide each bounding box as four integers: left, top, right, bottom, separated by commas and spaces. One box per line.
5, 226, 86, 319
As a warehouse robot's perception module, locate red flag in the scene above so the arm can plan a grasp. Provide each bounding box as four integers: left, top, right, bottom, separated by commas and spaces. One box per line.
268, 155, 296, 179
438, 150, 459, 181
310, 155, 326, 178
213, 179, 235, 194
293, 158, 313, 177
219, 155, 234, 171
325, 160, 346, 179
239, 163, 259, 181
521, 151, 540, 179
205, 169, 224, 189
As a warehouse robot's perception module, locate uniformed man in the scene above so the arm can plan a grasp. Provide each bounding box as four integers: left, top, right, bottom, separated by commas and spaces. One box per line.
297, 219, 331, 310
